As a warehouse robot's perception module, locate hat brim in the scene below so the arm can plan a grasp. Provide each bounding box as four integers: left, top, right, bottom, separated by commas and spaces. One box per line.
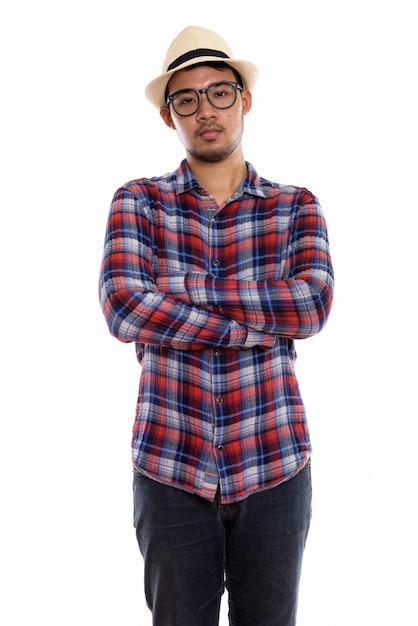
145, 57, 259, 109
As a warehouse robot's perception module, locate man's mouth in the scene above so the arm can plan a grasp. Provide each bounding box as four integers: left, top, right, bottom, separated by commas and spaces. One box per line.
198, 125, 223, 139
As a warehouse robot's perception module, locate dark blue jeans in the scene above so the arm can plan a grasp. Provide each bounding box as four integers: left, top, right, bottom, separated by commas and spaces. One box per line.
133, 461, 312, 626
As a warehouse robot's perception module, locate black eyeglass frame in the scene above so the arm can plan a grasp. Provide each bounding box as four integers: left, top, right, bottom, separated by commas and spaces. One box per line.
166, 81, 243, 117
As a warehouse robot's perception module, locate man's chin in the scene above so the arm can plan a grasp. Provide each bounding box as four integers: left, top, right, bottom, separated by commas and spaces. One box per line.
190, 144, 236, 163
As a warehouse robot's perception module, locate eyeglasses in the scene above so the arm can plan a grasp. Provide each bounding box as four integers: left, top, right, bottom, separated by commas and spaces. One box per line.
166, 81, 243, 117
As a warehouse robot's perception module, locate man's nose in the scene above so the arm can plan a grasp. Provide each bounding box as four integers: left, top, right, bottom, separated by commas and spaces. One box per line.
196, 93, 217, 119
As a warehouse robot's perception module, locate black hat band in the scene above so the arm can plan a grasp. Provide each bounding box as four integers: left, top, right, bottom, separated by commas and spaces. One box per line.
167, 48, 230, 71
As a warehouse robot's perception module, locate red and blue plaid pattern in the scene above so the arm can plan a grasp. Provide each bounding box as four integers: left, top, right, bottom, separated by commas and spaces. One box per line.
99, 160, 334, 503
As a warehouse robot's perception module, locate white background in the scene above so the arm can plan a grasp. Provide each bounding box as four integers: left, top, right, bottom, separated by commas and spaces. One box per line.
1, 1, 417, 624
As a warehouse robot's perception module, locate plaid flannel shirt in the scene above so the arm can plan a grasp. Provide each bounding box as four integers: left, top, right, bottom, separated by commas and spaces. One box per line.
99, 160, 334, 503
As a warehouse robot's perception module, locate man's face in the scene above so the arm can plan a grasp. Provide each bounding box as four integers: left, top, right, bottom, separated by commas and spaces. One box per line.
160, 65, 252, 163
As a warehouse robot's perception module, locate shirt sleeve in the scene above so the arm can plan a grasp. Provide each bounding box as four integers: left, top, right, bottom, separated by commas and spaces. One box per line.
98, 186, 274, 350
156, 195, 334, 340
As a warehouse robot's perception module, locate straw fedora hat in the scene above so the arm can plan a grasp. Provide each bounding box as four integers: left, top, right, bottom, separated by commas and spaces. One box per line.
145, 25, 259, 109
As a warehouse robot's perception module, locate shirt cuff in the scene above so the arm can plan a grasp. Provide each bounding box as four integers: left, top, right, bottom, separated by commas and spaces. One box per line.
243, 328, 275, 349
156, 273, 188, 298
228, 321, 273, 349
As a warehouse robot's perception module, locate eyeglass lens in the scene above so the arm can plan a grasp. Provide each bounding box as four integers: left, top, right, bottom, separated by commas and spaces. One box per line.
170, 82, 238, 116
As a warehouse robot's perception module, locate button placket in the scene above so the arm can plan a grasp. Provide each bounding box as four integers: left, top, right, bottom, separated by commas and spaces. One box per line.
214, 395, 224, 451
210, 210, 225, 455
209, 214, 221, 275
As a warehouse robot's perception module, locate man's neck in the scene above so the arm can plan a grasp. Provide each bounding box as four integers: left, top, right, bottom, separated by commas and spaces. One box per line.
187, 152, 248, 206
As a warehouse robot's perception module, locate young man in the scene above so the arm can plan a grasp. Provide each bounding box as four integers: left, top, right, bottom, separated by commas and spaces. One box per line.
99, 25, 334, 626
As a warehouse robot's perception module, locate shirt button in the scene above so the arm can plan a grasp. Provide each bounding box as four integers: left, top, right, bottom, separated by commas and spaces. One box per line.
217, 445, 224, 451
213, 349, 221, 356
216, 396, 223, 404
212, 260, 220, 267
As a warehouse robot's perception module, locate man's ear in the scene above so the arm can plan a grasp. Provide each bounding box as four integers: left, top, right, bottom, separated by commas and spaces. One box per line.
241, 90, 252, 116
160, 106, 175, 129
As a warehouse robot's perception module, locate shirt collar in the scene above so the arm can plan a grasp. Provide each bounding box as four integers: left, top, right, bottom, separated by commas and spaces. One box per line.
174, 159, 274, 199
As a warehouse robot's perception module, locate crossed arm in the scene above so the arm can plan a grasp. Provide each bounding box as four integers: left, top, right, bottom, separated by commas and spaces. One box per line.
156, 270, 333, 340
99, 188, 334, 350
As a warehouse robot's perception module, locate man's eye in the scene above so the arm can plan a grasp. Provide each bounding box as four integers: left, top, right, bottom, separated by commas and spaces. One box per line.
179, 96, 196, 105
